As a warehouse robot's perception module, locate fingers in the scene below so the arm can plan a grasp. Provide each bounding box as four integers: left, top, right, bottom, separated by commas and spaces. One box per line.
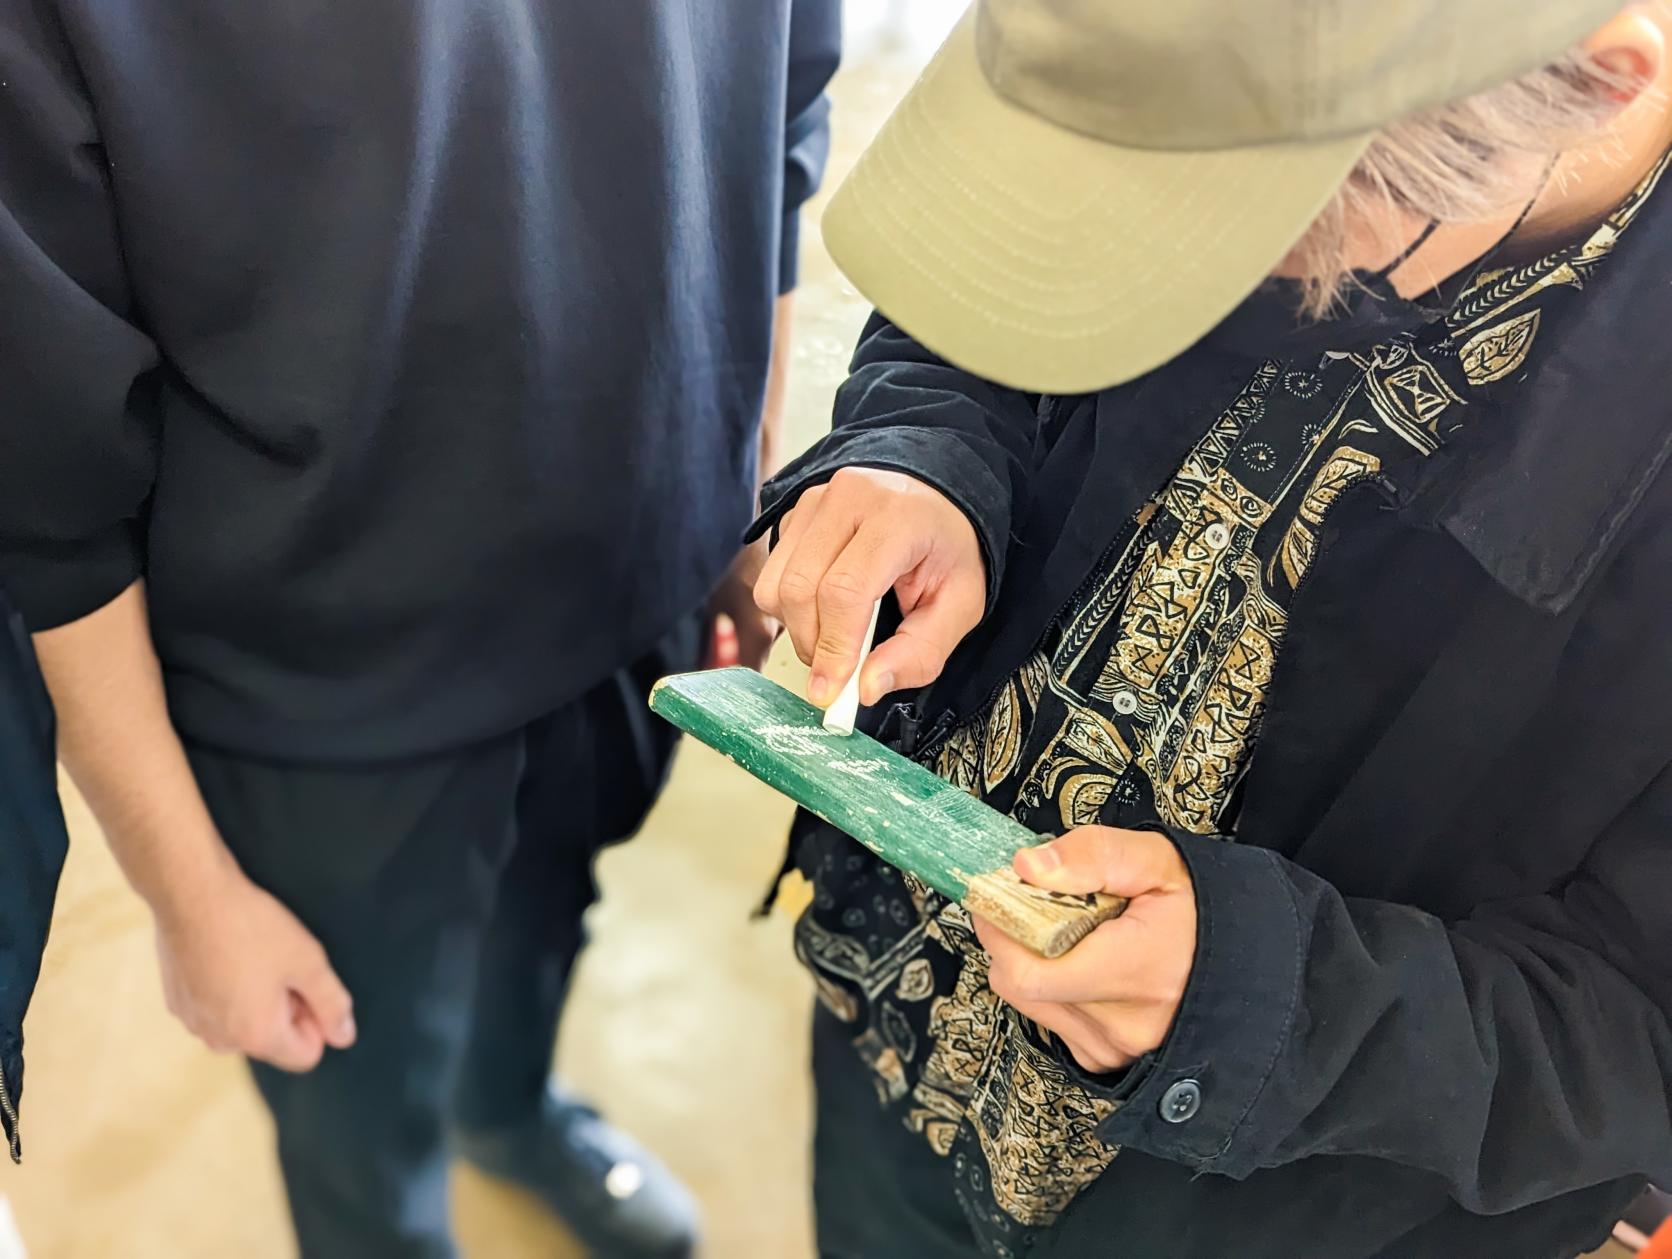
971, 917, 1141, 1073
754, 468, 987, 706
709, 538, 775, 670
991, 985, 1110, 1068
189, 978, 349, 1071
291, 952, 357, 1050
804, 525, 922, 705
759, 505, 918, 703
258, 993, 327, 1073
1013, 827, 1189, 898
768, 508, 873, 694
858, 577, 985, 704
977, 911, 1160, 1004
730, 609, 779, 673
751, 484, 824, 625
974, 912, 1108, 1006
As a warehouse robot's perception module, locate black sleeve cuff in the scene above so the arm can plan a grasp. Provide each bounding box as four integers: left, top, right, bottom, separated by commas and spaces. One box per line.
1088, 832, 1305, 1177
1, 520, 144, 630
744, 429, 1013, 613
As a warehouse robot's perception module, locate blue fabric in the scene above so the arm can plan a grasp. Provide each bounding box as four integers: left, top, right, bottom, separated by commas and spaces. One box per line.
0, 586, 68, 1158
0, 0, 839, 760
187, 618, 699, 1256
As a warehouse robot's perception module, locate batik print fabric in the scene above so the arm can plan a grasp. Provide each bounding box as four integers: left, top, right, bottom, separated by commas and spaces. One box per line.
796, 153, 1671, 1258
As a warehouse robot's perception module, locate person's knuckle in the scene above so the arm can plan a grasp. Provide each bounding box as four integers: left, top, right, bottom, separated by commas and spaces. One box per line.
777, 567, 820, 608
1106, 1028, 1145, 1066
994, 960, 1043, 1005
828, 467, 868, 495
753, 592, 778, 621
818, 567, 869, 610
1080, 830, 1124, 878
1084, 1043, 1125, 1074
907, 635, 948, 670
891, 655, 933, 689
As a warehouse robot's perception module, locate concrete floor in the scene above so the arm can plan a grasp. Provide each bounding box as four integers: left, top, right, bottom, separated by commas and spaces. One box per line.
2, 4, 1641, 1256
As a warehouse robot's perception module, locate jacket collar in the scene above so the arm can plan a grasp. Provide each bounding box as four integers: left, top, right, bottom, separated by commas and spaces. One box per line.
1394, 153, 1672, 615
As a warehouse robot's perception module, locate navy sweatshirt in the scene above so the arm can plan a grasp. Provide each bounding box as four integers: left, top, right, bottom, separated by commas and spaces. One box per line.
0, 0, 839, 759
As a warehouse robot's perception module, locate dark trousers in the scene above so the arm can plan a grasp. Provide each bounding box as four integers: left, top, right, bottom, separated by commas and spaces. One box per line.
186, 622, 700, 1258
812, 1007, 978, 1259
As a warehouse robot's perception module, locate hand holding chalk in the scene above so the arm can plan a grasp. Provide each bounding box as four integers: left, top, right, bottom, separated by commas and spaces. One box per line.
823, 599, 881, 734
751, 468, 988, 711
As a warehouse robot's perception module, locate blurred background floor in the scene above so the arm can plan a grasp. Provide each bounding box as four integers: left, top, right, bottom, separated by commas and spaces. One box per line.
5, 5, 963, 1257
1, 3, 1641, 1256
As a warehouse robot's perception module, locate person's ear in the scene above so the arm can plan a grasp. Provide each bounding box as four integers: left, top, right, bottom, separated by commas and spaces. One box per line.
1584, 6, 1667, 108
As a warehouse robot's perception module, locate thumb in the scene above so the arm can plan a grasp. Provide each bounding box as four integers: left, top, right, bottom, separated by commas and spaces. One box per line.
1013, 827, 1186, 898
291, 953, 357, 1051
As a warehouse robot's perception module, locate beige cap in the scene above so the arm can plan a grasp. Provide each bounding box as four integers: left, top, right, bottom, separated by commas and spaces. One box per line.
823, 0, 1624, 394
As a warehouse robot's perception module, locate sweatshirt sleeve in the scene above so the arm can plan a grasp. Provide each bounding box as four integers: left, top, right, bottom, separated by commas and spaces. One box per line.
0, 0, 161, 629
778, 0, 840, 294
749, 312, 1040, 611
1093, 510, 1672, 1212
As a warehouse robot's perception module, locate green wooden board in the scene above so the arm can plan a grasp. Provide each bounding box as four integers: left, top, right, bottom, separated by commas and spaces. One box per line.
649, 667, 1125, 957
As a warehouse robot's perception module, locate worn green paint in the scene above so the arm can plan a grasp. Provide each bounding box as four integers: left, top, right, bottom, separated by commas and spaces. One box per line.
650, 667, 1040, 900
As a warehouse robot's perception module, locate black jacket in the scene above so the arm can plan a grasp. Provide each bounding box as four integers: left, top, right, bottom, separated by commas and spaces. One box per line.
757, 211, 1672, 1253
0, 588, 68, 1164
0, 0, 838, 760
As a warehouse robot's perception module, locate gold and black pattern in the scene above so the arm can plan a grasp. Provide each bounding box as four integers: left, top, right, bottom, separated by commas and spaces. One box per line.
904, 899, 1121, 1224
796, 154, 1670, 1255
1013, 698, 1135, 830
1359, 341, 1467, 455
1271, 446, 1382, 591
1457, 308, 1541, 385
1447, 149, 1672, 369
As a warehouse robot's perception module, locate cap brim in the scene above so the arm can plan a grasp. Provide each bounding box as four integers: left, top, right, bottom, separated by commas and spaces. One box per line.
823, 10, 1373, 395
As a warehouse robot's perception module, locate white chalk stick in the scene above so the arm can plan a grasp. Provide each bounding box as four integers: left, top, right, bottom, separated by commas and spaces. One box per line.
823, 598, 881, 735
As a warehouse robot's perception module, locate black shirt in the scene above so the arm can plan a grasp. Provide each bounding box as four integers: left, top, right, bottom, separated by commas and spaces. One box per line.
0, 0, 839, 759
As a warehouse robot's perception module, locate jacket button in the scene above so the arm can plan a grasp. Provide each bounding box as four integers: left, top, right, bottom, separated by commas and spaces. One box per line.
1159, 1078, 1202, 1124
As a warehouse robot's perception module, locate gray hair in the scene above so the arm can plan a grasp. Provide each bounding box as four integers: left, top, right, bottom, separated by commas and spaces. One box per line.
1290, 47, 1637, 318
